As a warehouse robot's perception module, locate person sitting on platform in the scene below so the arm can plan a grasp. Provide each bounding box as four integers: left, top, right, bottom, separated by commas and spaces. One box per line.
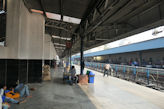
0, 86, 10, 109
5, 87, 20, 99
69, 66, 78, 85
13, 83, 32, 98
0, 86, 25, 105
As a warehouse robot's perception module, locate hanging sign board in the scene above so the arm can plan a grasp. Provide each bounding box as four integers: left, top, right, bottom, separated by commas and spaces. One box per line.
66, 41, 72, 48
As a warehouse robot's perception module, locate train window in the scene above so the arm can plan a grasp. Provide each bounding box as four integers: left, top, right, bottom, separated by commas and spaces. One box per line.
0, 0, 7, 46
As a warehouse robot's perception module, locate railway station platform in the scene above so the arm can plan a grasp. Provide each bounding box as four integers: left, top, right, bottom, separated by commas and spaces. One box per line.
12, 65, 164, 109
1, 1, 164, 109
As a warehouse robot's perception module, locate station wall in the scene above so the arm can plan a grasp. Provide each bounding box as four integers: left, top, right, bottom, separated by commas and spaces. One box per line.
0, 0, 57, 86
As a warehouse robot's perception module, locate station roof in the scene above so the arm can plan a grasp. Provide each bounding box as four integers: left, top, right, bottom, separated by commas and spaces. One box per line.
73, 37, 164, 58
22, 0, 164, 58
23, 0, 97, 56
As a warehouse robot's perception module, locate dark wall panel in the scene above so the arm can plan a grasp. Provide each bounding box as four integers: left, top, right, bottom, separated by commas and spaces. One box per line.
28, 60, 42, 83
7, 60, 19, 86
44, 60, 51, 65
0, 59, 6, 86
18, 60, 28, 84
0, 59, 43, 87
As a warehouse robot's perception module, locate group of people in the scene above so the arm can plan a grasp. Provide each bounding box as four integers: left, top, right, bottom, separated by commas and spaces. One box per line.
0, 83, 32, 109
68, 64, 112, 79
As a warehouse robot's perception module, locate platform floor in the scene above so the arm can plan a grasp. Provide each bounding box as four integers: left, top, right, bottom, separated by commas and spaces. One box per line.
75, 65, 164, 109
12, 68, 96, 109
12, 65, 164, 109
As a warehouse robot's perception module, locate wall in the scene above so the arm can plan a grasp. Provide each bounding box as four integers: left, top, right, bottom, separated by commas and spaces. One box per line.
18, 0, 45, 59
0, 0, 57, 60
0, 0, 20, 59
0, 0, 57, 86
44, 34, 57, 60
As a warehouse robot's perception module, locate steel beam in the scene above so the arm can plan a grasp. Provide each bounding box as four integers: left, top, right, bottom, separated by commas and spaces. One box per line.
23, 0, 32, 13
69, 48, 72, 68
80, 35, 84, 75
60, 0, 63, 21
54, 43, 66, 47
2, 0, 5, 10
85, 0, 133, 35
52, 35, 71, 40
45, 24, 78, 36
55, 46, 65, 50
46, 18, 77, 26
85, 20, 88, 30
40, 0, 47, 18
96, 8, 102, 15
93, 9, 97, 21
104, 0, 108, 9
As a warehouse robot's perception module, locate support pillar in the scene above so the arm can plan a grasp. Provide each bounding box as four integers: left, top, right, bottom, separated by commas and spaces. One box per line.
139, 51, 142, 66
69, 48, 72, 68
80, 35, 84, 75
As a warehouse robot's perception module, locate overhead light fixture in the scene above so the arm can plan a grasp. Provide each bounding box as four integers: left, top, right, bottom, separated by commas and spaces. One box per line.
54, 43, 66, 47
46, 12, 61, 21
31, 9, 43, 14
52, 35, 71, 40
31, 9, 81, 24
63, 16, 81, 24
55, 46, 65, 49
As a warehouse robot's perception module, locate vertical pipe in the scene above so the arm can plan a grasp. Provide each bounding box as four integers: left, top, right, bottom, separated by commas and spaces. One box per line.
80, 35, 84, 75
115, 65, 118, 76
18, 60, 20, 83
139, 52, 142, 66
27, 60, 29, 83
5, 60, 7, 85
3, 0, 5, 10
147, 69, 150, 85
133, 67, 136, 81
156, 69, 159, 87
123, 66, 126, 78
69, 48, 72, 68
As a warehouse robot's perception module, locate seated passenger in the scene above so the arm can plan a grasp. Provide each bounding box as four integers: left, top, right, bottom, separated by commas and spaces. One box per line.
14, 83, 32, 98
5, 87, 20, 99
0, 86, 10, 109
69, 66, 78, 85
0, 86, 25, 105
69, 66, 76, 78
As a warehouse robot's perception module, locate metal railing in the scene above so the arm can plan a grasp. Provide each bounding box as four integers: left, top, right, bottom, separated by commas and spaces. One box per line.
73, 61, 164, 90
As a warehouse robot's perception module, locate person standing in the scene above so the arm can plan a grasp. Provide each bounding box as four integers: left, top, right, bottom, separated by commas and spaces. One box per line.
104, 64, 110, 77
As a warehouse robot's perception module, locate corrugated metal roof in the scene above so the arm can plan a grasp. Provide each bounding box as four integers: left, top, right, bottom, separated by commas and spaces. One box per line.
73, 37, 164, 58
